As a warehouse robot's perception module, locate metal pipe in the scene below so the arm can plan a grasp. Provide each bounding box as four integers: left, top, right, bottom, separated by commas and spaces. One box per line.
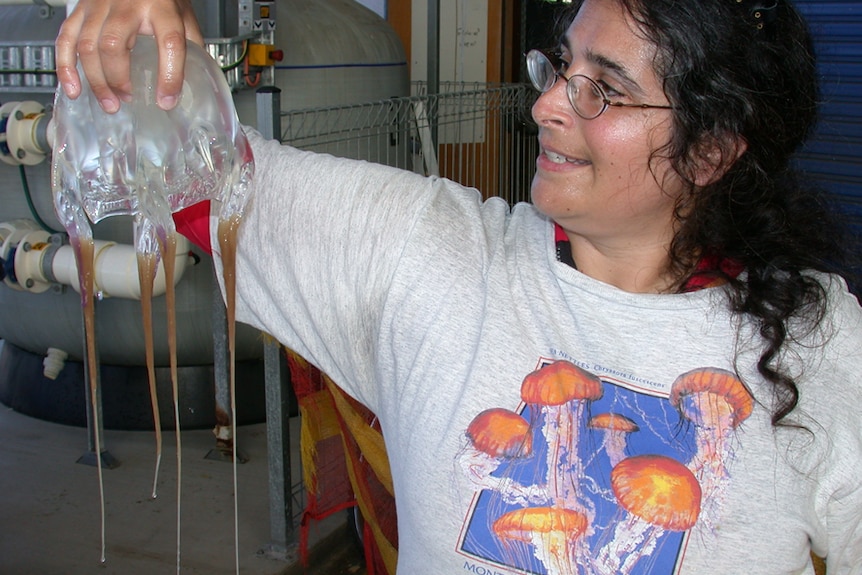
427, 0, 439, 149
256, 85, 296, 557
264, 339, 294, 555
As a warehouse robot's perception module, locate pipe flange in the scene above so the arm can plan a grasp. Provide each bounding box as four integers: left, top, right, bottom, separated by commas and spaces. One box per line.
14, 229, 53, 293
5, 102, 49, 166
0, 219, 42, 289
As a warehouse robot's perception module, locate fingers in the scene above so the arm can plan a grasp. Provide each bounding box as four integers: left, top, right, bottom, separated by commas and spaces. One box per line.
54, 0, 204, 113
55, 4, 88, 101
55, 0, 142, 112
152, 2, 203, 110
82, 9, 138, 113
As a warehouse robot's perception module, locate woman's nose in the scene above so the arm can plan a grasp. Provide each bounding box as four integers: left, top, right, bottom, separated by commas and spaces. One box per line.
531, 76, 573, 127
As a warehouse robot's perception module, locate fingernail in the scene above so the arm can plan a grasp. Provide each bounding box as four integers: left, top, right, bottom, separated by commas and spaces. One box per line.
158, 94, 177, 110
61, 82, 77, 98
100, 99, 119, 113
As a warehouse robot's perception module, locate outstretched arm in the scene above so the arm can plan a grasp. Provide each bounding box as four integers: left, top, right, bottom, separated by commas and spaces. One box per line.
55, 0, 203, 113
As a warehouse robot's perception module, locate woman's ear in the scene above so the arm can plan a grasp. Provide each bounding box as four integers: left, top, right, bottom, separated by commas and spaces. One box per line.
692, 132, 748, 186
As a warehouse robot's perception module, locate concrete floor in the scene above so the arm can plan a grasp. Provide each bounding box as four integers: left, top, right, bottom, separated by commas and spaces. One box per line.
0, 404, 365, 575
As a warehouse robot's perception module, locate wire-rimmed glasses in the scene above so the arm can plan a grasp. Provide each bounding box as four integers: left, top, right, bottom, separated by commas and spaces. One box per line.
525, 49, 674, 120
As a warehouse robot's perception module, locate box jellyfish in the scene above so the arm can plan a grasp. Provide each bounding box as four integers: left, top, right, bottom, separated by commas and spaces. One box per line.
51, 35, 254, 570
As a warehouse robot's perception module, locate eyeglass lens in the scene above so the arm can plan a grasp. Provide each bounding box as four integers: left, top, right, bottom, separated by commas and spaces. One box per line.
526, 50, 605, 119
526, 50, 556, 92
569, 76, 605, 119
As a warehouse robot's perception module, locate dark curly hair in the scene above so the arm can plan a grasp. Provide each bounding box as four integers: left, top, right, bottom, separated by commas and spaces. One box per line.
559, 0, 858, 426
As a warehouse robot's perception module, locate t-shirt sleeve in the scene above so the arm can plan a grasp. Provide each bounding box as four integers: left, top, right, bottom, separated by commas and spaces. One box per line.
208, 128, 476, 410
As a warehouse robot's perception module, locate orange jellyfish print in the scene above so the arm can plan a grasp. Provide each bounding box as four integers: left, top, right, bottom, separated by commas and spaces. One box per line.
670, 368, 753, 526
521, 361, 603, 508
588, 413, 639, 467
597, 454, 702, 574
457, 408, 545, 505
467, 408, 533, 459
669, 368, 753, 431
493, 506, 589, 575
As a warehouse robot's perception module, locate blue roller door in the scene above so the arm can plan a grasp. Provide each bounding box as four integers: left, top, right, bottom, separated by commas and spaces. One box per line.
793, 1, 862, 236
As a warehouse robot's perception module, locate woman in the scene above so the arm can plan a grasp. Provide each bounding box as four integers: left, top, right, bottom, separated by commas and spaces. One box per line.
56, 0, 862, 573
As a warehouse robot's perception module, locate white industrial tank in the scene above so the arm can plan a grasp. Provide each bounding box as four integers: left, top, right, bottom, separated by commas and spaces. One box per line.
233, 0, 409, 123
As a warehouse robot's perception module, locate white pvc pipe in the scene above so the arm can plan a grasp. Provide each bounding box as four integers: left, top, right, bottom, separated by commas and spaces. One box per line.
5, 223, 191, 298
49, 235, 191, 299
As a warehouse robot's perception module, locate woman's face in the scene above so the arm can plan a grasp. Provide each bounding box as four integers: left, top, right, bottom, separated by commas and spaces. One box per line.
531, 0, 682, 251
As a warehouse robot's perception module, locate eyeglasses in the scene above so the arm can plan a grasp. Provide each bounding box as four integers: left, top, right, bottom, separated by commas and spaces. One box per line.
525, 49, 674, 120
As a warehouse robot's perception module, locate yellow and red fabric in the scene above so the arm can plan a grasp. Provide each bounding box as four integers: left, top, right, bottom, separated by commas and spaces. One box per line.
286, 351, 398, 575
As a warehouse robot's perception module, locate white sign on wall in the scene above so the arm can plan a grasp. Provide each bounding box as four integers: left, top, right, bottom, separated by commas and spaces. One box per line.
411, 0, 488, 84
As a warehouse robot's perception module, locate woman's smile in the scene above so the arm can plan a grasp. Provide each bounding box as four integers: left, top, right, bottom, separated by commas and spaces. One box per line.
538, 145, 592, 168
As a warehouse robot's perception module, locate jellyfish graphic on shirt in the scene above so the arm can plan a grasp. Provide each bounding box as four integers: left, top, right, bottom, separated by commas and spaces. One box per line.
595, 454, 702, 574
493, 506, 590, 575
669, 368, 753, 526
457, 407, 547, 505
519, 360, 603, 509
588, 413, 640, 467
457, 361, 751, 575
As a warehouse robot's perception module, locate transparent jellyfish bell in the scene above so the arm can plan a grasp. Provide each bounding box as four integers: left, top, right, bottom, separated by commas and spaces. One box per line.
51, 35, 254, 245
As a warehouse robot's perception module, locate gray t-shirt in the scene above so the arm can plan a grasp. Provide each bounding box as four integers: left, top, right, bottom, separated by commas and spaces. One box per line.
213, 130, 862, 574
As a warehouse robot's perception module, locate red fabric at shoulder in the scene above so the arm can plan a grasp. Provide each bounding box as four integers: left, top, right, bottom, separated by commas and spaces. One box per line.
554, 222, 569, 243
682, 253, 744, 292
172, 200, 212, 255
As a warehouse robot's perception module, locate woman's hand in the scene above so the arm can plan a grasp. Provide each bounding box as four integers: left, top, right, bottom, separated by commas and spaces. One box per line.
55, 0, 204, 113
